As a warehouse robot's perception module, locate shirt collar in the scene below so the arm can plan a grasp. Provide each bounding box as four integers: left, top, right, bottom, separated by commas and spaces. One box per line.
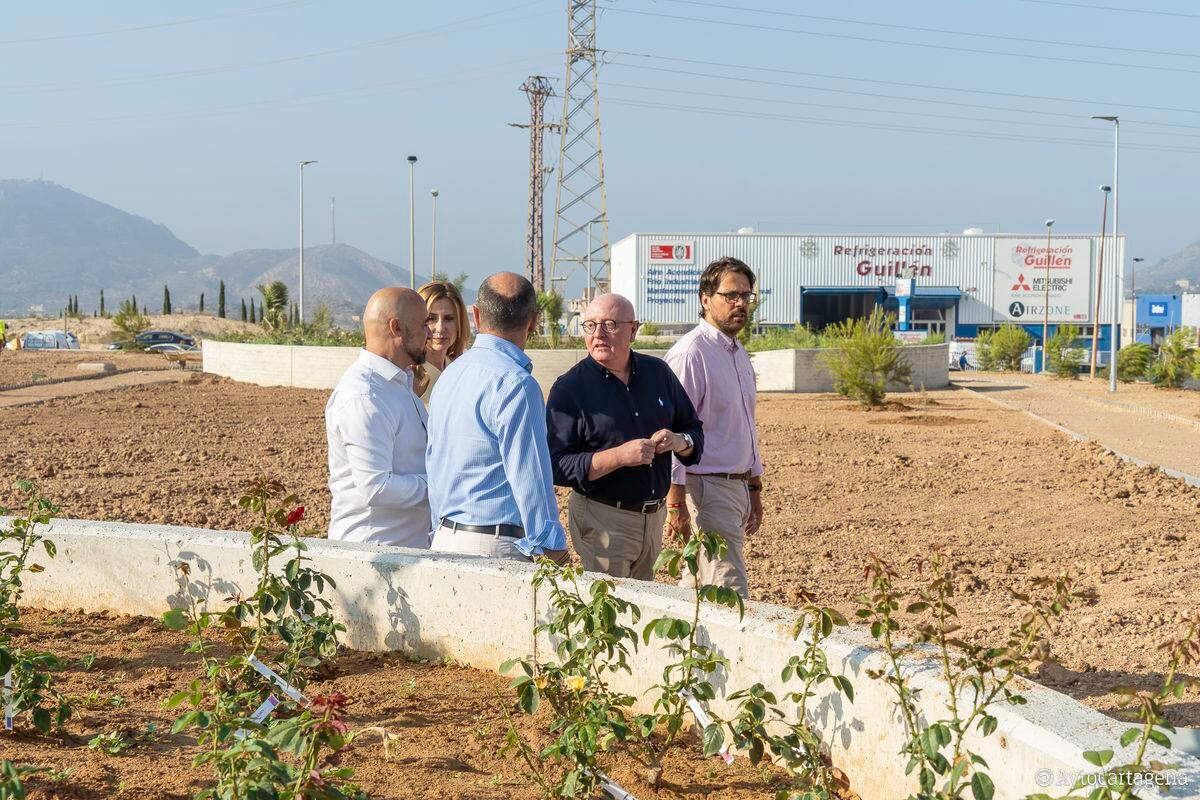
357, 348, 413, 388
586, 350, 639, 381
698, 317, 740, 353
473, 333, 533, 373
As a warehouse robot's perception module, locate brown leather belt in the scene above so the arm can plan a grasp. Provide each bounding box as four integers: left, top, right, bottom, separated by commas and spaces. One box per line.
704, 471, 752, 482
580, 493, 666, 514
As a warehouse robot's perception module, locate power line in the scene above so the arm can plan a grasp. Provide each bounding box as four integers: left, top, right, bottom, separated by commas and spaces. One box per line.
605, 50, 1200, 118
1018, 0, 1200, 18
603, 96, 1200, 154
606, 59, 1200, 136
604, 81, 1200, 140
0, 0, 319, 46
642, 0, 1200, 60
604, 6, 1200, 76
0, 2, 550, 96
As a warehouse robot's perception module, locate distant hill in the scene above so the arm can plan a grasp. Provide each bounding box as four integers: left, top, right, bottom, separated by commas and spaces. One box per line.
0, 179, 464, 323
1136, 240, 1200, 293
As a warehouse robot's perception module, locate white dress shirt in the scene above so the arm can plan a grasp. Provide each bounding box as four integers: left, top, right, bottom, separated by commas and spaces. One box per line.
325, 348, 430, 548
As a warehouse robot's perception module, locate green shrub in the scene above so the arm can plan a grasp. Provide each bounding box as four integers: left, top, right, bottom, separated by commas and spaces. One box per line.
922, 332, 946, 345
990, 324, 1031, 371
744, 325, 825, 352
1148, 328, 1197, 388
1046, 324, 1083, 379
975, 330, 995, 371
1104, 342, 1153, 383
820, 307, 912, 407
639, 322, 660, 336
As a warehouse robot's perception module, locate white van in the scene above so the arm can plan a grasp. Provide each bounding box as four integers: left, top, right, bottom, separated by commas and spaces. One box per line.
20, 330, 80, 350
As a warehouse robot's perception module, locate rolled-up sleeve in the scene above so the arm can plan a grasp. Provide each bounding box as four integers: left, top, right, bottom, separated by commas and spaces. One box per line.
666, 348, 705, 484
336, 394, 428, 509
492, 374, 568, 557
545, 380, 594, 492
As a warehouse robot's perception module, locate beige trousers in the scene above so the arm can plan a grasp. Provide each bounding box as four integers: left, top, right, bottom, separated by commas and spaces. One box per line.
429, 525, 531, 562
568, 493, 667, 581
682, 474, 750, 599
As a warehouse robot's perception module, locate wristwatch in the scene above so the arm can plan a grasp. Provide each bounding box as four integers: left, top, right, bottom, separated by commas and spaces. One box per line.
678, 432, 694, 452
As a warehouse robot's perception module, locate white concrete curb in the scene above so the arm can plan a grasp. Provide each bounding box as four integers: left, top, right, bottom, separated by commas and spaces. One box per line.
11, 518, 1200, 799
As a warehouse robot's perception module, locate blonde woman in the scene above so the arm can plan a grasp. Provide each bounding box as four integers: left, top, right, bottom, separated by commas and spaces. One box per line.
413, 280, 470, 402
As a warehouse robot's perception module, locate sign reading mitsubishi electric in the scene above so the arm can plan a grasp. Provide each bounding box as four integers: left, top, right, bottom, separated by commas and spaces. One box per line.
992, 238, 1092, 323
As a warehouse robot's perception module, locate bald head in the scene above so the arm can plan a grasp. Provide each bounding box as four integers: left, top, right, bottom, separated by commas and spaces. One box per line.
475, 272, 538, 336
363, 287, 430, 368
584, 293, 635, 321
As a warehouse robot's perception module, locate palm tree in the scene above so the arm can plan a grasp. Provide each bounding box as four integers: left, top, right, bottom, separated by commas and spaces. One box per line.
536, 290, 564, 349
256, 281, 289, 330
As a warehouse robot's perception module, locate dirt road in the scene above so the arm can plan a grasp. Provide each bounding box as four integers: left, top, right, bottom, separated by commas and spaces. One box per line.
3, 377, 1199, 722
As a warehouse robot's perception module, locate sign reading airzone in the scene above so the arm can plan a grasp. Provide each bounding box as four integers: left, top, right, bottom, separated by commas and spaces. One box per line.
992, 237, 1093, 323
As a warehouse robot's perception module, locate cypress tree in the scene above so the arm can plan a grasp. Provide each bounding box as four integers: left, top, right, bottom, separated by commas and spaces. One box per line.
163, 285, 171, 315
218, 281, 226, 318
100, 290, 106, 317
199, 293, 205, 314
142, 305, 148, 316
249, 301, 257, 324
131, 295, 138, 315
240, 298, 247, 322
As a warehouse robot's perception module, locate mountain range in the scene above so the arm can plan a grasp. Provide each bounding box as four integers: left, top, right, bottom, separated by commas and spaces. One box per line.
0, 179, 460, 322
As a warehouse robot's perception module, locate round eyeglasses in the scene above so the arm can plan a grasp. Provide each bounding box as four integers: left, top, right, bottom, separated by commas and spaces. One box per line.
581, 319, 636, 334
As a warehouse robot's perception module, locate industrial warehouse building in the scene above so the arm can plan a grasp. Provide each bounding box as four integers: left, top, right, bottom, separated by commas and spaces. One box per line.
611, 231, 1126, 349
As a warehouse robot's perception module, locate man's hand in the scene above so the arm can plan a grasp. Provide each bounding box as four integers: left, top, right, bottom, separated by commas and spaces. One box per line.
745, 485, 763, 535
664, 505, 692, 543
650, 429, 685, 454
542, 548, 570, 565
616, 438, 657, 467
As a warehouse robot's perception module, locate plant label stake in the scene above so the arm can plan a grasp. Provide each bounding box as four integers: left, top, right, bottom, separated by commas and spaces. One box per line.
235, 695, 281, 739
680, 689, 734, 764
246, 655, 306, 703
3, 670, 11, 731
584, 769, 637, 800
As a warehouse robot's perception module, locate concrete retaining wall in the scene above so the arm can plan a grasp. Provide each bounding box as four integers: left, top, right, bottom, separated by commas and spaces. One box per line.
750, 343, 950, 392
14, 518, 1199, 800
202, 340, 669, 394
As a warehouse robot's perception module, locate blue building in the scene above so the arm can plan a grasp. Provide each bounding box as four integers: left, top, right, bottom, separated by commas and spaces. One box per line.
1133, 294, 1184, 344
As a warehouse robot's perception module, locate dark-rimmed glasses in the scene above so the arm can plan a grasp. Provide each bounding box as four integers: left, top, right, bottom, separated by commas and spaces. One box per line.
581, 319, 637, 335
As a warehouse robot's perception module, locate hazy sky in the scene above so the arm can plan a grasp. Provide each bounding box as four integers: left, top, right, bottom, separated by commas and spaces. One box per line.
3, 0, 1198, 291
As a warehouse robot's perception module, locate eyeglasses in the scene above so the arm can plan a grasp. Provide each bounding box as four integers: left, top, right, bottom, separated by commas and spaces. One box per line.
712, 291, 758, 305
581, 319, 636, 334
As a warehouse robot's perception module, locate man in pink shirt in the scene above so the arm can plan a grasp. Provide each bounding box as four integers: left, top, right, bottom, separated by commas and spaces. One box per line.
664, 256, 764, 599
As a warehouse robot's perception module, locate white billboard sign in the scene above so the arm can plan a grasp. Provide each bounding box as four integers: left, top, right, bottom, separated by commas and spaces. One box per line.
992, 238, 1092, 323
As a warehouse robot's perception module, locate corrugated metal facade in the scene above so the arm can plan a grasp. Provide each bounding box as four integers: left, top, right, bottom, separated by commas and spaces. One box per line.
613, 232, 1125, 331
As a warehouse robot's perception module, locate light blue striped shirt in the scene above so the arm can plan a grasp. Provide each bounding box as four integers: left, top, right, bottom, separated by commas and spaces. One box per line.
426, 334, 567, 557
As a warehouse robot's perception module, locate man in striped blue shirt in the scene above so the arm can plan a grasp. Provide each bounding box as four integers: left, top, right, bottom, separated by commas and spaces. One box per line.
426, 272, 568, 562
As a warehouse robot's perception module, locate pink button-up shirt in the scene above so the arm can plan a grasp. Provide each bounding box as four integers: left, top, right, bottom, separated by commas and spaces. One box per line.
665, 318, 763, 484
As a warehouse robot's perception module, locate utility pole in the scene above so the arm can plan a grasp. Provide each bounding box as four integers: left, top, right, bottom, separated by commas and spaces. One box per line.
511, 76, 560, 292
299, 160, 317, 324
407, 155, 418, 288
551, 0, 610, 296
430, 189, 439, 275
1041, 218, 1054, 374
1089, 186, 1111, 379
331, 196, 336, 245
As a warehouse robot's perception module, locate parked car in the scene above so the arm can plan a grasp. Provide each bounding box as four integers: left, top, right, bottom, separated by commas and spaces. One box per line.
20, 330, 80, 350
145, 342, 198, 354
107, 330, 196, 350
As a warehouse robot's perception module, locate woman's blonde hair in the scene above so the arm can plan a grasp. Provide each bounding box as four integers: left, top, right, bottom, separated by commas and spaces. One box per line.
413, 280, 471, 396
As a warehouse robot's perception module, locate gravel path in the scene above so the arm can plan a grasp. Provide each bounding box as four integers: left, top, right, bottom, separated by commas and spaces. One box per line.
0, 369, 187, 408
956, 372, 1200, 480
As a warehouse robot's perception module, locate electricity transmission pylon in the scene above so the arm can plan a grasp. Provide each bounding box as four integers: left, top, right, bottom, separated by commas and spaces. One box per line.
510, 76, 559, 292
550, 0, 609, 296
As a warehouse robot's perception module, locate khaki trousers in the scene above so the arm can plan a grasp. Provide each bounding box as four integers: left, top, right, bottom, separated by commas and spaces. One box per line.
681, 474, 750, 599
568, 493, 666, 581
430, 525, 531, 562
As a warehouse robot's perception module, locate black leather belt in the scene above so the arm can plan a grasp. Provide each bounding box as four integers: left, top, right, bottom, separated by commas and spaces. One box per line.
580, 493, 666, 514
439, 518, 524, 539
705, 471, 752, 482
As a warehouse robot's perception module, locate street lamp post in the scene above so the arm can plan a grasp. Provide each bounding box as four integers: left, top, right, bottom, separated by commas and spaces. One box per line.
298, 160, 317, 324
1042, 218, 1054, 374
430, 190, 439, 276
1092, 115, 1120, 392
1089, 186, 1111, 379
1131, 257, 1144, 343
407, 155, 418, 288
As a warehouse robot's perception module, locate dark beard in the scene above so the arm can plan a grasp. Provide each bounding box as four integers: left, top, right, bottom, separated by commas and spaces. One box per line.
406, 341, 427, 365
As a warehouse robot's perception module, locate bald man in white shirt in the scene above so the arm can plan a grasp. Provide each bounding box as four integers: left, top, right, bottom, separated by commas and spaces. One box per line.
325, 287, 433, 548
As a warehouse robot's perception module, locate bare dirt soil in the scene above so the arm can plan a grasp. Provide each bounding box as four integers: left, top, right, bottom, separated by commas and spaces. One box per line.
0, 609, 786, 799
3, 378, 1200, 723
0, 351, 169, 386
